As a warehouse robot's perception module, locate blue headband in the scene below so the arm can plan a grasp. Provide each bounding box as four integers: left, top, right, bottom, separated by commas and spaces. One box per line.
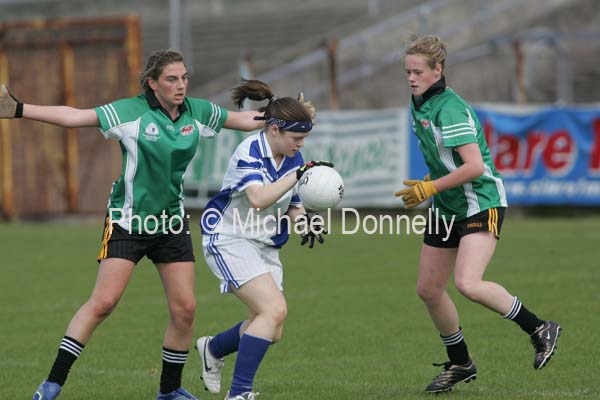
254, 115, 312, 132
267, 117, 312, 132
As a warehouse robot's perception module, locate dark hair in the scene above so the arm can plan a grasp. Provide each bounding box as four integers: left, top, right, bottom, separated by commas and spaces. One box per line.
231, 79, 315, 124
405, 35, 447, 71
139, 49, 186, 93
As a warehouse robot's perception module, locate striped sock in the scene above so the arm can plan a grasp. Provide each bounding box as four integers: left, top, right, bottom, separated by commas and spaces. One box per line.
502, 296, 544, 335
160, 347, 188, 394
47, 336, 85, 386
441, 328, 470, 365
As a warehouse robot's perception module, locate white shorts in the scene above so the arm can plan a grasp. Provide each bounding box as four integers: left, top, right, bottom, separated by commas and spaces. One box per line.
202, 233, 283, 294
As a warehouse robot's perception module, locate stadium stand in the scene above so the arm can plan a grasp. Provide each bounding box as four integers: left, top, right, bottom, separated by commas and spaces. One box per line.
1, 0, 598, 107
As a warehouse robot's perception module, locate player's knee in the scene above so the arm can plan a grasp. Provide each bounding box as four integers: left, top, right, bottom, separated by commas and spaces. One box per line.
268, 303, 287, 326
88, 296, 119, 319
455, 279, 480, 302
173, 298, 196, 325
416, 284, 442, 304
183, 298, 197, 317
272, 325, 284, 344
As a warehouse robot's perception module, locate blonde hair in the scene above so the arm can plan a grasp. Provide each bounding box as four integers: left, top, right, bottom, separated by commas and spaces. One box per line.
405, 35, 447, 71
139, 49, 186, 93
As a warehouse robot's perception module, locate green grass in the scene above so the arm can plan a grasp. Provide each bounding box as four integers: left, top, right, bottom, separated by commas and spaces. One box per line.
1, 215, 599, 399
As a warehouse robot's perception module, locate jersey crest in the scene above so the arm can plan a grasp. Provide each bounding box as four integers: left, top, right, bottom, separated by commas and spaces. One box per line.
180, 124, 195, 136
144, 122, 160, 141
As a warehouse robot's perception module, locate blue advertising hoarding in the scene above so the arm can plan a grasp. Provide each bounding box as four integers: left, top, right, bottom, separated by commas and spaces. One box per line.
409, 105, 600, 205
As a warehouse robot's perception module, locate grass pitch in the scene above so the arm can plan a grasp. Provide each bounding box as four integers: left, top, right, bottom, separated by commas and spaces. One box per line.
1, 214, 599, 399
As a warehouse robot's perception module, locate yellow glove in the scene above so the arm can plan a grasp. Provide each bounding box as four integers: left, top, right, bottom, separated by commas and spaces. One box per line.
394, 179, 437, 209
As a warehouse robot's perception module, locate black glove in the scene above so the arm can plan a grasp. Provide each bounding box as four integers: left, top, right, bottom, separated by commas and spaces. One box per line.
0, 84, 23, 119
296, 160, 334, 180
297, 212, 327, 248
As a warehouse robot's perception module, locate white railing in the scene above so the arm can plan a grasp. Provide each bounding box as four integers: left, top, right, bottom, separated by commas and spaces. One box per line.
207, 0, 534, 105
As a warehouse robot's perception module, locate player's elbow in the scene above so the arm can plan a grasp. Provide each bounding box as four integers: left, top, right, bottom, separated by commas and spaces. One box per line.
469, 162, 485, 179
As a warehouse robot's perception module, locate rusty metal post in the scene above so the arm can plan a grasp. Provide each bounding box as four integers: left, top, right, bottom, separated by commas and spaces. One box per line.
326, 38, 339, 110
0, 47, 15, 219
554, 38, 573, 104
60, 42, 79, 212
126, 15, 142, 97
512, 39, 527, 104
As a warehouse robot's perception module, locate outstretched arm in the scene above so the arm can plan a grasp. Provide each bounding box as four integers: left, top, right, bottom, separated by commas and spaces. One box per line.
224, 110, 264, 132
23, 105, 99, 128
1, 84, 99, 127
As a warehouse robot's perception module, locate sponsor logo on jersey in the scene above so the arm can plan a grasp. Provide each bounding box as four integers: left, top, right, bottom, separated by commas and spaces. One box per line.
421, 119, 430, 129
144, 123, 160, 141
467, 222, 483, 229
180, 124, 195, 136
166, 125, 175, 131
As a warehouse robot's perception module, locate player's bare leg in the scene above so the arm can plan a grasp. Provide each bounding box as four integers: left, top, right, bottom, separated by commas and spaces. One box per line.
34, 258, 136, 400
455, 232, 561, 369
454, 232, 513, 313
219, 274, 285, 398
418, 245, 477, 393
156, 261, 197, 399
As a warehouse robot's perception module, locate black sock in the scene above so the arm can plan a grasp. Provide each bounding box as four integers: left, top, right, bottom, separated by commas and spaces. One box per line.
441, 328, 470, 365
47, 336, 85, 386
160, 347, 188, 394
502, 297, 544, 335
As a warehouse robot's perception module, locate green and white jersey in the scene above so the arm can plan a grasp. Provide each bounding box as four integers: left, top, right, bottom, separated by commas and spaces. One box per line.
95, 92, 227, 234
411, 87, 507, 220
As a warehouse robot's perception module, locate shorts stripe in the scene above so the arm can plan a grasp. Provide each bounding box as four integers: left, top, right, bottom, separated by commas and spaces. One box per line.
494, 208, 499, 236
207, 234, 239, 289
488, 208, 498, 236
97, 217, 113, 260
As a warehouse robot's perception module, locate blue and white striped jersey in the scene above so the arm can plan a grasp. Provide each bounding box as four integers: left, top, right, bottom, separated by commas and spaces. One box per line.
201, 131, 304, 247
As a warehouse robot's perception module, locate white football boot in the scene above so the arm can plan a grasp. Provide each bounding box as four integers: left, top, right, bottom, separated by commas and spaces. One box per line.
195, 336, 224, 393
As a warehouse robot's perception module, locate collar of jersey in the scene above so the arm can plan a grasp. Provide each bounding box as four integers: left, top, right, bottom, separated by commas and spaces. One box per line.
412, 76, 446, 111
144, 90, 188, 121
258, 130, 274, 159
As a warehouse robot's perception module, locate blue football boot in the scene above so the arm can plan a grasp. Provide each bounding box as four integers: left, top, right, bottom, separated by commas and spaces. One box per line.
33, 381, 61, 400
157, 387, 198, 400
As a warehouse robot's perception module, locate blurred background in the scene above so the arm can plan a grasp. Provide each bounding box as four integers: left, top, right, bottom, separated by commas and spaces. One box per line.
1, 0, 599, 217
2, 2, 600, 399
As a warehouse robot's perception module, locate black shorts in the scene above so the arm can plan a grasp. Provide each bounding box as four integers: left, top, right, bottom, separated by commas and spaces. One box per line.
96, 217, 195, 264
424, 207, 506, 249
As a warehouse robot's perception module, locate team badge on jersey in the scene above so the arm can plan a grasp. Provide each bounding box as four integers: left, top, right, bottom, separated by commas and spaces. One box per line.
421, 119, 430, 129
180, 124, 195, 136
144, 123, 160, 141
